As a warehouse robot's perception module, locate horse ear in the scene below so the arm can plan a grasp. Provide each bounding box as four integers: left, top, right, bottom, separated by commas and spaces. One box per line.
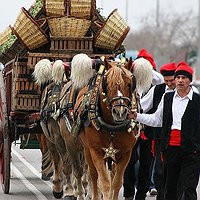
124, 57, 133, 70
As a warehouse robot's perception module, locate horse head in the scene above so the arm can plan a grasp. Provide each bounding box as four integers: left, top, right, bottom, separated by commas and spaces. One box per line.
101, 58, 135, 124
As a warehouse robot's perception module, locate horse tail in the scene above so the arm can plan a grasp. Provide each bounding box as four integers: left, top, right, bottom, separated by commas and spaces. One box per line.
32, 59, 53, 86
52, 60, 66, 84
132, 57, 153, 95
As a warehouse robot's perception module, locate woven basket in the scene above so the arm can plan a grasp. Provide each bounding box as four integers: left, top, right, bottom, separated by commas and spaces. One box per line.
69, 0, 96, 19
12, 7, 49, 50
48, 16, 91, 38
43, 0, 66, 16
0, 27, 13, 46
94, 9, 130, 50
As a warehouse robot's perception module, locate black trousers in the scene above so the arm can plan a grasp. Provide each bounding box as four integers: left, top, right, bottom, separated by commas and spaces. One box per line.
163, 146, 200, 200
153, 140, 164, 200
123, 143, 138, 198
135, 138, 153, 200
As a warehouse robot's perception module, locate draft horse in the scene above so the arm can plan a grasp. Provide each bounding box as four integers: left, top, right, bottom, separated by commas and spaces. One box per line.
74, 58, 146, 200
33, 59, 75, 199
58, 53, 96, 200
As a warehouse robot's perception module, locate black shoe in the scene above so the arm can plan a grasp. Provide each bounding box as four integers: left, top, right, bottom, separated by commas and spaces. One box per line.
124, 197, 134, 200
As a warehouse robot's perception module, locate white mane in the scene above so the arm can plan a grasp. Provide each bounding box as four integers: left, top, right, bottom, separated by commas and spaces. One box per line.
70, 53, 94, 89
133, 57, 153, 96
32, 59, 52, 85
52, 60, 65, 84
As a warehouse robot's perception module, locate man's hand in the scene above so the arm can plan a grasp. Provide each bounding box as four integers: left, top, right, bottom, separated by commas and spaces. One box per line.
128, 109, 137, 120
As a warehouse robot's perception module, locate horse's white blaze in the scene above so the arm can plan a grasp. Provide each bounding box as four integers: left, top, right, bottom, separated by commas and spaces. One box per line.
117, 90, 124, 114
117, 90, 123, 97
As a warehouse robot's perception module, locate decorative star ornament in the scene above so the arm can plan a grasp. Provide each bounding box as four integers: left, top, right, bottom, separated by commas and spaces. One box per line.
102, 143, 120, 161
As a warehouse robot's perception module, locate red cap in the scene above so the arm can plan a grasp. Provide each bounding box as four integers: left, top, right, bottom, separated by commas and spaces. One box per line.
137, 49, 156, 70
174, 62, 193, 81
160, 62, 177, 76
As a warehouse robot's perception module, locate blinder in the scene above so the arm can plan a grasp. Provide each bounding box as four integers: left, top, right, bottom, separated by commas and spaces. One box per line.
131, 75, 136, 93
102, 75, 108, 96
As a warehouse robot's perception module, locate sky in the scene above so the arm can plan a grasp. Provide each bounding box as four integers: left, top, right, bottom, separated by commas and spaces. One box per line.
0, 0, 199, 33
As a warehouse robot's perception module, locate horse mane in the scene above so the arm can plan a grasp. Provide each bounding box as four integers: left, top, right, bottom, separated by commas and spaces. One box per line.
52, 60, 65, 84
32, 59, 53, 85
70, 53, 94, 90
133, 57, 153, 95
105, 64, 132, 97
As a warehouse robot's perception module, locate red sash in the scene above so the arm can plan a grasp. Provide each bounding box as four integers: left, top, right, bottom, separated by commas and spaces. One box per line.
169, 129, 181, 146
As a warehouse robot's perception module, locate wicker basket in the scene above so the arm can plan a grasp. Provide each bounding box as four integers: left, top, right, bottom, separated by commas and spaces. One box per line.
69, 0, 96, 19
44, 0, 66, 16
12, 7, 49, 50
94, 9, 130, 50
48, 16, 91, 38
0, 27, 13, 46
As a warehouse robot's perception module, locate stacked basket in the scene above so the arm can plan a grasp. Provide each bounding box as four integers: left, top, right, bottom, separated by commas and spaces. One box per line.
43, 0, 66, 17
69, 0, 96, 19
45, 0, 95, 54
11, 7, 49, 51
94, 9, 130, 51
0, 27, 13, 46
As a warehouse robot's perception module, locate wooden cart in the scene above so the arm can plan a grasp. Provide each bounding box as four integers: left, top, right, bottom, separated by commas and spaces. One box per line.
0, 0, 129, 194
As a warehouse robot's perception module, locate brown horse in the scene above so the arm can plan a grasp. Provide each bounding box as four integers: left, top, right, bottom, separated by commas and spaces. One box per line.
58, 53, 96, 200
33, 59, 75, 199
33, 54, 95, 200
73, 58, 152, 200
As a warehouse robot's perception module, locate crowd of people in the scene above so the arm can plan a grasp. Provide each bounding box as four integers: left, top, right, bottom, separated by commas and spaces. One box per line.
122, 49, 200, 200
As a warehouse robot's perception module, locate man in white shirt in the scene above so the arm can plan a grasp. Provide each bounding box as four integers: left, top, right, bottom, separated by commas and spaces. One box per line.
133, 62, 177, 200
130, 62, 200, 200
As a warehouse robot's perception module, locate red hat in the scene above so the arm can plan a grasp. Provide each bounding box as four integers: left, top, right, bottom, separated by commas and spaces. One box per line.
137, 49, 156, 70
174, 62, 193, 81
160, 62, 177, 76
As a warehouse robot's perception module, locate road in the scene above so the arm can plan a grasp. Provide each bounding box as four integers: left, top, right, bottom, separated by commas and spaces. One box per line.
0, 143, 200, 200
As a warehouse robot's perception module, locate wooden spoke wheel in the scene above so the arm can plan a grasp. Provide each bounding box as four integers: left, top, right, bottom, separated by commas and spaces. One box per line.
0, 71, 10, 194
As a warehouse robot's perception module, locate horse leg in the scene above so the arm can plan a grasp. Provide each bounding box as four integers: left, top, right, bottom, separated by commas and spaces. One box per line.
45, 139, 64, 199
110, 151, 132, 200
53, 128, 76, 199
68, 142, 85, 200
36, 133, 53, 180
89, 148, 110, 200
82, 164, 92, 200
84, 147, 101, 200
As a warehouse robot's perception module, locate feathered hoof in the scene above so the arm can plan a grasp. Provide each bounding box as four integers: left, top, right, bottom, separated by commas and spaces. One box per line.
41, 173, 52, 181
63, 195, 77, 200
53, 190, 63, 199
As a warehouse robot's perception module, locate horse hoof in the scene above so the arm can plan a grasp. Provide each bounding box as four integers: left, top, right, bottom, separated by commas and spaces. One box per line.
41, 174, 50, 181
53, 190, 63, 199
63, 196, 77, 200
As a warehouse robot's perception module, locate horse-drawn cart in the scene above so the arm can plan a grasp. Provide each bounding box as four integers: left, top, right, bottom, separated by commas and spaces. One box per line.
0, 0, 129, 195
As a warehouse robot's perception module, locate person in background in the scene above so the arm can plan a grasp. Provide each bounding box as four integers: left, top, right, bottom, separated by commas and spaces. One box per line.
137, 49, 164, 86
129, 61, 200, 200
123, 49, 162, 200
141, 62, 177, 200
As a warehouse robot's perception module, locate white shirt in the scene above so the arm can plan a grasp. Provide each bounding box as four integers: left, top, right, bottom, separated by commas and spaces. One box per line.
141, 84, 174, 113
136, 88, 194, 129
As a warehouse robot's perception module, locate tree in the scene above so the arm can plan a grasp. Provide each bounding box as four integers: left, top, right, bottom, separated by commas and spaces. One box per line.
124, 9, 198, 69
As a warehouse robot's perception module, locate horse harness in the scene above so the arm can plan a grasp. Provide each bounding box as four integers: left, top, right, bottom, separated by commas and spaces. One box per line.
72, 64, 141, 140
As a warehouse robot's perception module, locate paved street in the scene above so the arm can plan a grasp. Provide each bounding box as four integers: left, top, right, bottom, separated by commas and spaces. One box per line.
0, 143, 200, 199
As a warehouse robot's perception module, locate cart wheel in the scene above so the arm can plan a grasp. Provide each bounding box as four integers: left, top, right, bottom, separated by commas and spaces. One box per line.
0, 71, 10, 194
